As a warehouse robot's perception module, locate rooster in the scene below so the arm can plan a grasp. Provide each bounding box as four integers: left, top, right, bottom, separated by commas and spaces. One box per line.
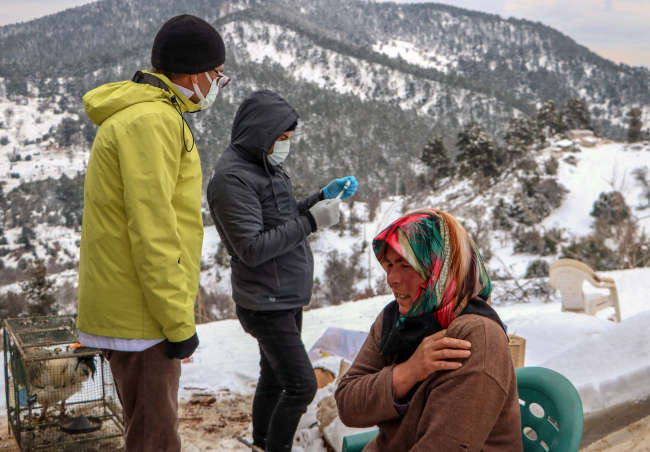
19, 344, 97, 422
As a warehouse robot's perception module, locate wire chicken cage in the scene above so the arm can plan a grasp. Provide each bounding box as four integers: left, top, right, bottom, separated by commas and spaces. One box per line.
3, 316, 124, 451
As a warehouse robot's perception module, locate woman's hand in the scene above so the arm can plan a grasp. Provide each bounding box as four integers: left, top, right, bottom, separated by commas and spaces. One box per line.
392, 330, 471, 401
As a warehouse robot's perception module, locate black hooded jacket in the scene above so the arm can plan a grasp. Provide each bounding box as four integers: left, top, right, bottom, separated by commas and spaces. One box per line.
207, 90, 321, 310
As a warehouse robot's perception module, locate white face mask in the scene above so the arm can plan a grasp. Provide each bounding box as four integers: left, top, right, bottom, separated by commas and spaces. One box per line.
192, 72, 219, 109
268, 140, 290, 166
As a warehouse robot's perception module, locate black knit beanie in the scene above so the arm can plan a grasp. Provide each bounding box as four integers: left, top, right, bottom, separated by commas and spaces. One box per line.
151, 14, 226, 75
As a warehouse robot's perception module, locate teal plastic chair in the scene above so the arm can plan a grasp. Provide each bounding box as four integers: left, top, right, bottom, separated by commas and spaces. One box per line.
342, 429, 379, 452
517, 367, 584, 452
341, 367, 583, 452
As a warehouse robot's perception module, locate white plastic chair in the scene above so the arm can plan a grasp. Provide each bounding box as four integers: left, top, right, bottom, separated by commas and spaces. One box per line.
549, 259, 622, 322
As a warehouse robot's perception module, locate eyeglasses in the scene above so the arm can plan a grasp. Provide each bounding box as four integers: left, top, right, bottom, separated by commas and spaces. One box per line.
211, 70, 230, 89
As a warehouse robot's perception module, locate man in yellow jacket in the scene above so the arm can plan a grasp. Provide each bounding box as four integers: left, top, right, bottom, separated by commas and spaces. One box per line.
77, 15, 228, 451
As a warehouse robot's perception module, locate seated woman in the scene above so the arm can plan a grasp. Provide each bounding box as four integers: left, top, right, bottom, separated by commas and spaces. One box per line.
335, 209, 522, 452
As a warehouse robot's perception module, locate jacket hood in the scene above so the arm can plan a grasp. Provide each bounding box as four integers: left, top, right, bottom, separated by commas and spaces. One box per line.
229, 90, 299, 166
83, 71, 201, 126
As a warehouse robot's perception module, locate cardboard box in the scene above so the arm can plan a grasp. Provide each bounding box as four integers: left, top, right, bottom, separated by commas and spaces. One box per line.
508, 334, 526, 368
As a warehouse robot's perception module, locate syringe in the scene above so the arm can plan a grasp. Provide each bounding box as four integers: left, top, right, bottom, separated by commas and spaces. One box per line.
336, 180, 352, 200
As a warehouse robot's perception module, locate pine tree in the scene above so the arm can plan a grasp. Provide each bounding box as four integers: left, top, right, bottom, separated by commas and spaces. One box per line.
504, 116, 544, 165
537, 100, 562, 136
55, 117, 80, 147
18, 226, 36, 249
214, 242, 231, 268
420, 135, 452, 188
505, 116, 543, 148
323, 246, 366, 305
455, 122, 503, 180
0, 184, 6, 228
21, 259, 58, 317
627, 108, 645, 143
57, 172, 85, 228
561, 97, 592, 131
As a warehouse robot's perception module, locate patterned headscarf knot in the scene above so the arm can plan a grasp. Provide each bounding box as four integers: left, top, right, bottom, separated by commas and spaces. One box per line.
373, 209, 492, 330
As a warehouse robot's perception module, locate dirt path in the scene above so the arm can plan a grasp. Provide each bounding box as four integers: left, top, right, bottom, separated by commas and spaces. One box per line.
583, 415, 650, 452
0, 416, 20, 451
179, 391, 254, 451
0, 392, 254, 452
581, 396, 650, 449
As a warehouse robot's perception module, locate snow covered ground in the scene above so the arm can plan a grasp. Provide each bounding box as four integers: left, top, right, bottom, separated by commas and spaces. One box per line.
220, 20, 501, 115
372, 39, 457, 73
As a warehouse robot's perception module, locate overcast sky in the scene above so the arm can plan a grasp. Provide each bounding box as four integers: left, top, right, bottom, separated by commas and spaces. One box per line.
1, 0, 648, 68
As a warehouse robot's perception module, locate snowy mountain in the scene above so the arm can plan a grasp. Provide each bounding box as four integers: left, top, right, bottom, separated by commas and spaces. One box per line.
1, 0, 649, 143
0, 0, 649, 182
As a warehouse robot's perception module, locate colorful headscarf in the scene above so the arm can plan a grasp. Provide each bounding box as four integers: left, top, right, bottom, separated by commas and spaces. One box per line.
373, 209, 492, 330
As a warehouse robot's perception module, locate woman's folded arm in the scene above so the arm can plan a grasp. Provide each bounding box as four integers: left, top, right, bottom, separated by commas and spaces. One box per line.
335, 313, 402, 427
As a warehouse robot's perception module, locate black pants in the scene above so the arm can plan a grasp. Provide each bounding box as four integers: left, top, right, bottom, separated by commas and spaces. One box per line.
236, 305, 318, 452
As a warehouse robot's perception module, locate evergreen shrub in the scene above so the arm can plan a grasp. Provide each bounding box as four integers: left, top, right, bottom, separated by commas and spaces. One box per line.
561, 237, 619, 271
525, 259, 549, 278
590, 191, 631, 226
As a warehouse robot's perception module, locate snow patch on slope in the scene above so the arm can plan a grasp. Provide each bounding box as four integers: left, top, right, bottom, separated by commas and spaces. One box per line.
372, 39, 457, 73
543, 143, 650, 237
220, 20, 508, 117
0, 93, 88, 191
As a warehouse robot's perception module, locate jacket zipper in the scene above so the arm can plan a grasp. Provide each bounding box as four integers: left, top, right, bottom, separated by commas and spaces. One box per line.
273, 258, 281, 288
277, 169, 297, 214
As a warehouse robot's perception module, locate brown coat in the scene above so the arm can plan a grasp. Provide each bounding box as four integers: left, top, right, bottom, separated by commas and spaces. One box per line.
335, 313, 523, 452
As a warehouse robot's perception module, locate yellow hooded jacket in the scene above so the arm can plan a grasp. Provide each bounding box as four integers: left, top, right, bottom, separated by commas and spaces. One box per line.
77, 72, 203, 343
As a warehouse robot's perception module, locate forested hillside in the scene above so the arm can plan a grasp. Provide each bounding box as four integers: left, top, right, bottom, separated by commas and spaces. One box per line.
0, 0, 648, 192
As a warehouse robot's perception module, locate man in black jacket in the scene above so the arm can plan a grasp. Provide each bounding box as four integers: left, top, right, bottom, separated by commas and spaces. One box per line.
207, 90, 358, 452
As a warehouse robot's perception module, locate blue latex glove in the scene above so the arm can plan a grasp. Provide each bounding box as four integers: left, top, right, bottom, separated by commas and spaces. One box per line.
322, 176, 358, 200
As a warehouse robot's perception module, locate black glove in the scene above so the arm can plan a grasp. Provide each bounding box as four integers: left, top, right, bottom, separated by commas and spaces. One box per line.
168, 333, 199, 360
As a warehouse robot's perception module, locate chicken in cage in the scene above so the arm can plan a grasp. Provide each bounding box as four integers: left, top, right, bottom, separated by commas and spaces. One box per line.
3, 316, 125, 451
19, 343, 97, 422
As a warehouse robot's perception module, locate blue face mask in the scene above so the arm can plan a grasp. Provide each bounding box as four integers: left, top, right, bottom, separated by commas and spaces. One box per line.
268, 140, 290, 166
